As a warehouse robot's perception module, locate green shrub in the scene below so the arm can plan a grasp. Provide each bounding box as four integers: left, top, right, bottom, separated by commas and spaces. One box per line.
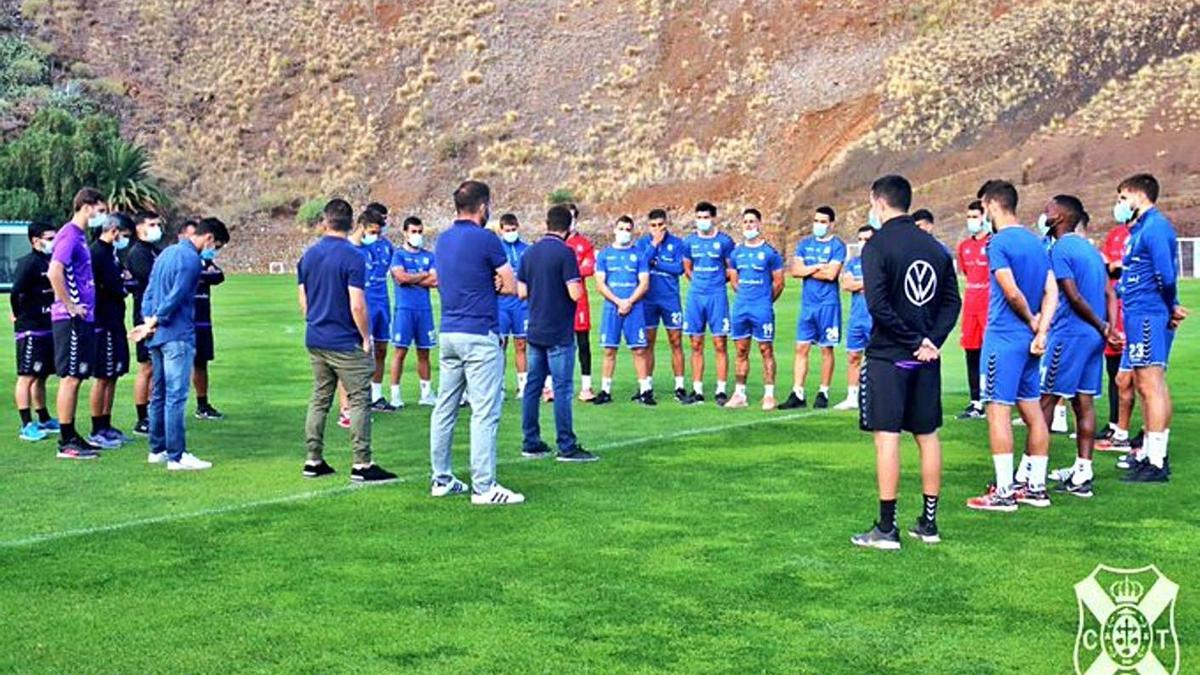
547, 188, 576, 205
437, 135, 469, 160
296, 197, 328, 226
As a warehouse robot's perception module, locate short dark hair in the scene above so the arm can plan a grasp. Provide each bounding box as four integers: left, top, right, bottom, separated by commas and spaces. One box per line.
358, 209, 386, 228
106, 212, 135, 234
402, 216, 423, 231
73, 187, 104, 212
870, 175, 913, 212
857, 225, 875, 235
324, 199, 354, 232
815, 206, 836, 222
195, 217, 230, 244
133, 210, 159, 226
977, 179, 1018, 213
695, 201, 717, 217
365, 202, 389, 217
547, 205, 572, 233
1052, 194, 1086, 230
27, 220, 53, 243
648, 208, 667, 221
499, 213, 520, 227
616, 215, 634, 226
1079, 210, 1091, 229
912, 208, 935, 224
453, 180, 490, 214
743, 208, 762, 221
178, 218, 198, 236
967, 200, 983, 213
1118, 173, 1159, 203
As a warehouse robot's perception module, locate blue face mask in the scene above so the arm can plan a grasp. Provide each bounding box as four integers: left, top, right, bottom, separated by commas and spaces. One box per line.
813, 222, 830, 238
1113, 201, 1136, 225
200, 248, 218, 261
114, 236, 130, 251
867, 211, 882, 230
88, 214, 107, 229
362, 233, 379, 246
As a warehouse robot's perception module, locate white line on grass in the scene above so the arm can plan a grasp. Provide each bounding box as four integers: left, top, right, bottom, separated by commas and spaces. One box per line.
0, 409, 825, 550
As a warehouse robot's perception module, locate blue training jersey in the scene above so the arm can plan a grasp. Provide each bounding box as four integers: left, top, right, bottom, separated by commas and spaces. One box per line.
596, 245, 649, 301
731, 242, 783, 309
1119, 207, 1179, 315
987, 226, 1049, 340
794, 235, 846, 307
363, 239, 394, 306
845, 255, 869, 323
683, 232, 735, 295
636, 232, 685, 305
390, 246, 436, 311
500, 238, 529, 309
1048, 234, 1107, 336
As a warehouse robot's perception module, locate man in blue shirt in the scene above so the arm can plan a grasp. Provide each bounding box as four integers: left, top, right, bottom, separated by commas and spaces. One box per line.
1037, 195, 1114, 498
1114, 173, 1187, 482
594, 215, 653, 405
499, 213, 531, 397
352, 207, 395, 411
682, 201, 736, 405
781, 206, 846, 410
636, 208, 689, 403
725, 208, 785, 410
967, 180, 1058, 512
137, 217, 230, 472
834, 225, 876, 411
389, 216, 437, 408
430, 181, 527, 505
296, 200, 396, 484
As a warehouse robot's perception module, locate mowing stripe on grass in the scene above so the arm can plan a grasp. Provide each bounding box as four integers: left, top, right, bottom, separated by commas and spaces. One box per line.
0, 409, 825, 550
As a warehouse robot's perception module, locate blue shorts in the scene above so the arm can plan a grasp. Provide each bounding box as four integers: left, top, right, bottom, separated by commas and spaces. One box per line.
1040, 332, 1104, 397
731, 304, 776, 342
643, 297, 683, 331
499, 301, 528, 338
846, 316, 872, 352
796, 303, 841, 346
1119, 312, 1172, 370
392, 308, 436, 349
683, 291, 730, 336
368, 301, 391, 342
600, 302, 647, 348
981, 337, 1040, 405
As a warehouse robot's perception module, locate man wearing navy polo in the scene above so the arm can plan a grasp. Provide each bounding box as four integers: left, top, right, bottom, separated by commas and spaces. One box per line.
429, 181, 524, 506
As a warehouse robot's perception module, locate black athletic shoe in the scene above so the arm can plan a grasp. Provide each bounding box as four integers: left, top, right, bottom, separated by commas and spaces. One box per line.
557, 448, 599, 463
778, 392, 806, 409
592, 391, 613, 405
714, 392, 729, 407
1122, 458, 1170, 483
674, 388, 691, 404
350, 464, 399, 484
956, 403, 984, 420
133, 418, 149, 436
370, 398, 397, 413
907, 519, 941, 544
1054, 477, 1094, 498
195, 405, 225, 420
302, 460, 336, 478
638, 391, 658, 406
813, 392, 829, 409
691, 393, 706, 404
1095, 426, 1115, 442
521, 441, 553, 459
850, 522, 900, 550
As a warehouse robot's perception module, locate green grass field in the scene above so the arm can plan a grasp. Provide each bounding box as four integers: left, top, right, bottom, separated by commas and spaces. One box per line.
0, 275, 1196, 673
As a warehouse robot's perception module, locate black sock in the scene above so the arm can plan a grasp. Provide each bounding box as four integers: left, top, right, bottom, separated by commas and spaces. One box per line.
966, 349, 982, 402
60, 422, 76, 443
921, 494, 939, 526
91, 416, 104, 436
101, 414, 112, 431
879, 499, 897, 533
198, 396, 209, 409
36, 407, 51, 423
136, 404, 148, 422
19, 408, 32, 426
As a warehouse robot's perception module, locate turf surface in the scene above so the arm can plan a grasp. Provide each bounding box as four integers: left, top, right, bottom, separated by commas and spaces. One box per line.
0, 275, 1196, 673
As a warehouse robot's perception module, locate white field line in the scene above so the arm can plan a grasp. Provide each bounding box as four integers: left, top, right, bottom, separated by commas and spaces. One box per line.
0, 409, 825, 550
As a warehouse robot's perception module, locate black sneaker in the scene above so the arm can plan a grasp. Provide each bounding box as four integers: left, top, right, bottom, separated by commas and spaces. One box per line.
302, 460, 336, 478
1115, 453, 1138, 470
521, 441, 553, 459
370, 398, 397, 413
956, 403, 984, 420
1095, 425, 1115, 442
56, 438, 101, 460
1130, 430, 1145, 450
1122, 458, 1170, 483
638, 391, 657, 406
350, 464, 399, 484
195, 405, 225, 420
133, 418, 149, 436
1054, 477, 1094, 498
592, 391, 613, 405
674, 388, 692, 404
778, 392, 805, 409
850, 522, 900, 550
691, 393, 706, 404
557, 447, 599, 463
813, 391, 829, 409
1016, 486, 1051, 508
714, 392, 729, 407
907, 519, 941, 544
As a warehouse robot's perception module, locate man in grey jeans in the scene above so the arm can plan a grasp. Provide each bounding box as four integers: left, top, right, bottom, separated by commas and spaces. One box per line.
429, 181, 523, 506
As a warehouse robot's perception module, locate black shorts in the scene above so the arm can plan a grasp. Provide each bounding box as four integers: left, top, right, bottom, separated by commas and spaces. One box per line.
136, 336, 151, 364
94, 324, 130, 379
15, 332, 54, 377
53, 318, 96, 380
194, 326, 215, 365
860, 357, 942, 435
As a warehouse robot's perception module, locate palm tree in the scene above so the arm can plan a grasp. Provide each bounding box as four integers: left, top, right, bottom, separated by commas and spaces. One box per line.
99, 140, 170, 213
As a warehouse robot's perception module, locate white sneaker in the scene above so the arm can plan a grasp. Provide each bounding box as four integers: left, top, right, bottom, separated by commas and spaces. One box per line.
391, 399, 405, 409
1048, 466, 1074, 483
470, 484, 525, 506
419, 393, 437, 406
147, 451, 168, 464
833, 397, 858, 411
167, 452, 212, 471
723, 392, 748, 409
431, 476, 468, 497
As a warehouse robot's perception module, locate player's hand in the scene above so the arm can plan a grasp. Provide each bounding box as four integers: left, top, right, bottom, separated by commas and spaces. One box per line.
1169, 304, 1188, 330
1028, 313, 1040, 333
1030, 332, 1048, 356
129, 323, 154, 342
914, 338, 939, 362
1107, 329, 1125, 349
362, 337, 372, 354
66, 301, 87, 318
493, 273, 503, 292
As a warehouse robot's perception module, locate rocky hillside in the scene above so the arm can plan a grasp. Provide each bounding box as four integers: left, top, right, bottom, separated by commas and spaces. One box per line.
16, 0, 1200, 269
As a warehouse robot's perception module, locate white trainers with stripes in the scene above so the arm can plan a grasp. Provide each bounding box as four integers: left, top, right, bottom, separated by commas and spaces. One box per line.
431, 476, 468, 497
470, 484, 525, 506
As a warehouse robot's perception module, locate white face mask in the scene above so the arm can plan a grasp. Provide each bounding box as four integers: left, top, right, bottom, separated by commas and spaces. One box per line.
362, 233, 379, 246
144, 225, 163, 243
743, 228, 760, 240
614, 230, 633, 246
502, 231, 519, 244
812, 221, 830, 238
38, 239, 54, 255
695, 218, 713, 233
966, 217, 983, 234
407, 233, 424, 249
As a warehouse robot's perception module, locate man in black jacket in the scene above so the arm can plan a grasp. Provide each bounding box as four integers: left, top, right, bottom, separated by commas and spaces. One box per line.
124, 211, 163, 434
851, 175, 962, 551
89, 213, 135, 448
11, 221, 59, 442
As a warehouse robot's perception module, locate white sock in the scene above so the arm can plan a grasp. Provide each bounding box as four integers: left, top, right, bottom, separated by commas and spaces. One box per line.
420, 379, 432, 396
544, 376, 553, 390
693, 381, 704, 395
818, 385, 829, 396
1028, 455, 1048, 488
793, 386, 805, 400
674, 376, 684, 390
1071, 457, 1093, 484
1113, 427, 1129, 441
517, 372, 528, 389
1014, 453, 1032, 484
639, 378, 652, 394
581, 375, 592, 391
370, 382, 382, 401
601, 377, 613, 394
391, 384, 401, 403
716, 381, 727, 395
847, 386, 859, 400
993, 453, 1014, 492
764, 384, 775, 397
970, 399, 980, 408
1146, 431, 1168, 468
734, 383, 746, 396
1108, 422, 1118, 431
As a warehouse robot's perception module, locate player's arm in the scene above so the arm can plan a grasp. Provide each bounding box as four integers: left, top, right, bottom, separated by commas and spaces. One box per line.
929, 256, 964, 348
494, 263, 516, 296
563, 255, 584, 303
840, 269, 863, 293
151, 261, 201, 325
728, 266, 740, 293
1145, 226, 1180, 315
656, 247, 684, 275
631, 271, 650, 303
770, 268, 786, 302
46, 259, 84, 317
577, 241, 596, 279
566, 280, 584, 302
993, 268, 1036, 329
811, 259, 842, 282
10, 258, 32, 320
420, 268, 438, 288
790, 256, 813, 278
682, 256, 694, 281
297, 284, 308, 315
1059, 277, 1105, 336
348, 285, 370, 352
202, 262, 226, 287
862, 246, 922, 350
1037, 270, 1058, 337
593, 269, 620, 305
390, 265, 426, 285
1104, 284, 1122, 347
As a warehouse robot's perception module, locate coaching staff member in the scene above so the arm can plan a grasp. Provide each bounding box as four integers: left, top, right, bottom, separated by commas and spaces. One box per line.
851, 175, 961, 551
517, 205, 596, 462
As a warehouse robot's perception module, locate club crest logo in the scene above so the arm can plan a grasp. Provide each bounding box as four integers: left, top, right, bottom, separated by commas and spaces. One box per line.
1074, 565, 1179, 674
903, 260, 937, 306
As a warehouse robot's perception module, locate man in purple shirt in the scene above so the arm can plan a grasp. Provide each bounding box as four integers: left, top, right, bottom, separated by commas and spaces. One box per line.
47, 187, 108, 459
